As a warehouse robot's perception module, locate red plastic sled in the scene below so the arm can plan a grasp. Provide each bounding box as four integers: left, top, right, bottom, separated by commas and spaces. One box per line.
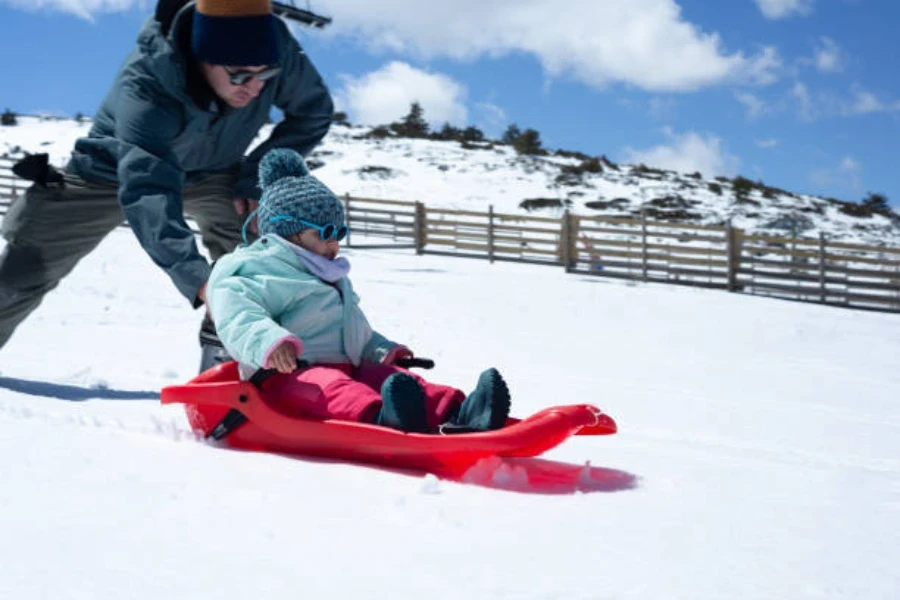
160, 362, 617, 472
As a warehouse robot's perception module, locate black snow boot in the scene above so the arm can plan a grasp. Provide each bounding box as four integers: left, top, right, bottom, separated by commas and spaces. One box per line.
446, 368, 510, 432
198, 313, 233, 373
376, 373, 428, 433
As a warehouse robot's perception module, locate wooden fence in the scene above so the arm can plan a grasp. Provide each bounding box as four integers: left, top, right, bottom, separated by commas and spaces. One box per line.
2, 156, 899, 312
344, 196, 900, 313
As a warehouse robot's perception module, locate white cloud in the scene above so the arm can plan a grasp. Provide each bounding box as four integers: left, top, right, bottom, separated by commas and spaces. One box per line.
739, 46, 783, 86
2, 0, 145, 20
811, 155, 863, 195
314, 0, 779, 92
735, 92, 767, 118
792, 82, 817, 121
813, 37, 846, 73
756, 138, 780, 149
624, 128, 740, 178
8, 0, 782, 92
843, 86, 900, 116
335, 62, 468, 127
754, 0, 814, 20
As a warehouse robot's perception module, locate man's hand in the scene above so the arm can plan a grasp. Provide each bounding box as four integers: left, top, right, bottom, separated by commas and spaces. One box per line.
233, 198, 260, 234
266, 341, 298, 374
196, 282, 208, 305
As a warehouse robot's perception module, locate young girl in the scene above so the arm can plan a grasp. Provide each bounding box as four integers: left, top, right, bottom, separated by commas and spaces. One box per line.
206, 148, 511, 433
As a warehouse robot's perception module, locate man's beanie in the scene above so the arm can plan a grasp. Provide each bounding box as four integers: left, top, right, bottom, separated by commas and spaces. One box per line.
256, 148, 345, 239
192, 0, 280, 66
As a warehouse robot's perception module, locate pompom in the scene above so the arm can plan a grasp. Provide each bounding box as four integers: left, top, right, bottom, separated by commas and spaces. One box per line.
258, 148, 310, 189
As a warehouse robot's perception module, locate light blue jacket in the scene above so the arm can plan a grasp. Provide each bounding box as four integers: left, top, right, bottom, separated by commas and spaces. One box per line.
207, 235, 400, 375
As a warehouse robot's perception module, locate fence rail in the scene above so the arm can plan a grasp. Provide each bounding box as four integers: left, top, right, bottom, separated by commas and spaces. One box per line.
2, 156, 898, 312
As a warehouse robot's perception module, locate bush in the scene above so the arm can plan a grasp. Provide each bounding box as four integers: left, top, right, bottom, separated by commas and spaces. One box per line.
461, 126, 485, 142
732, 176, 755, 200
708, 183, 722, 195
391, 102, 429, 138
1, 109, 17, 126
366, 125, 393, 139
433, 123, 462, 141
513, 128, 544, 155
861, 192, 893, 217
519, 197, 571, 211
501, 124, 522, 145
332, 111, 349, 126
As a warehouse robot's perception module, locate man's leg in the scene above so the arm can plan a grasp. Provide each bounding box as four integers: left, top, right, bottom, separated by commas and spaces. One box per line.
0, 175, 123, 349
182, 170, 246, 261
182, 171, 246, 372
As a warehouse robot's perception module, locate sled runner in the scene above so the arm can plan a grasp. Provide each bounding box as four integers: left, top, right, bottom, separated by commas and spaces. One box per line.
161, 361, 617, 472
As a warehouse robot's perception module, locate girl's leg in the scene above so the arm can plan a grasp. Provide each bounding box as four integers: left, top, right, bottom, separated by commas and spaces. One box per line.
260, 365, 381, 423
354, 363, 465, 429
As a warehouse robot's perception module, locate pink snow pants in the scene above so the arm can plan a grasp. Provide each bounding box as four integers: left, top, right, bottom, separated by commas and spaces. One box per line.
259, 363, 465, 428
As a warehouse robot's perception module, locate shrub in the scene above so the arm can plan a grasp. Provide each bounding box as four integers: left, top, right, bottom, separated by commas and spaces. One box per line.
461, 126, 485, 142
513, 128, 544, 155
501, 124, 522, 145
433, 123, 462, 141
391, 102, 429, 138
861, 192, 893, 217
366, 125, 393, 139
1, 109, 17, 126
332, 111, 349, 126
708, 183, 722, 195
519, 197, 571, 211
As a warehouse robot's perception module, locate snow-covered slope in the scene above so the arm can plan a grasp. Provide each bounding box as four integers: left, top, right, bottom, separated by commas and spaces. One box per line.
2, 115, 898, 246
1, 223, 899, 599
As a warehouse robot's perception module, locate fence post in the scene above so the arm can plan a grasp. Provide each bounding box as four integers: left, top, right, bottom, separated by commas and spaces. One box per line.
726, 220, 744, 292
344, 194, 352, 248
413, 201, 425, 255
560, 210, 573, 272
819, 231, 827, 304
641, 208, 648, 282
488, 205, 495, 264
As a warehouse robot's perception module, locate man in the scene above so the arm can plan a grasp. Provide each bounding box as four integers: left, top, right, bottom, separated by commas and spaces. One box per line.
0, 0, 334, 369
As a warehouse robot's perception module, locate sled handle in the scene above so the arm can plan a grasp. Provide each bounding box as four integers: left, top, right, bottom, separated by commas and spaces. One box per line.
394, 357, 435, 370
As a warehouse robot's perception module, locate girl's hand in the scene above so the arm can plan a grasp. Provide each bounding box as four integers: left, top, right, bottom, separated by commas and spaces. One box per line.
266, 341, 298, 374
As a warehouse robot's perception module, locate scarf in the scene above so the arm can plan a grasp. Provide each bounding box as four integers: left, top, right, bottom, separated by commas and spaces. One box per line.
284, 238, 351, 283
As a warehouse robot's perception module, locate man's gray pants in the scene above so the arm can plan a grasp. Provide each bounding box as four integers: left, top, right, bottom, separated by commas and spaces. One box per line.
0, 172, 245, 350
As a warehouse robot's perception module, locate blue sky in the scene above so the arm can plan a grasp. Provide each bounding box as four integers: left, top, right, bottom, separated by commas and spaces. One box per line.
1, 0, 898, 206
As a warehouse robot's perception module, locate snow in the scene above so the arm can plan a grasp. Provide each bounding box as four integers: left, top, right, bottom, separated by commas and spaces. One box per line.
1, 222, 899, 599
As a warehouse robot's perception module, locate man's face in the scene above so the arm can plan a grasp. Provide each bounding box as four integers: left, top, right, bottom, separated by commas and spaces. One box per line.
199, 63, 270, 108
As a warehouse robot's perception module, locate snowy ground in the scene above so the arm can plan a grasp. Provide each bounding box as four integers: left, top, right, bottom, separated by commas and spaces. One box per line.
1, 227, 899, 599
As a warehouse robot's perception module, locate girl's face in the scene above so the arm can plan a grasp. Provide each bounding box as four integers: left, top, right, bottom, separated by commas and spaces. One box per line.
290, 228, 341, 260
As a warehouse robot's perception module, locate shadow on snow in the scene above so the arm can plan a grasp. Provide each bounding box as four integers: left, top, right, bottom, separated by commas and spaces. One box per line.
0, 376, 158, 402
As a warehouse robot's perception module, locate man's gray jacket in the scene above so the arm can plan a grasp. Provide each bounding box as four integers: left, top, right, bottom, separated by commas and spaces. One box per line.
67, 2, 334, 305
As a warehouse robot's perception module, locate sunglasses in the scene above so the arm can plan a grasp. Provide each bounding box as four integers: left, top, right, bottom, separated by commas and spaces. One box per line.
270, 216, 348, 242
224, 65, 282, 86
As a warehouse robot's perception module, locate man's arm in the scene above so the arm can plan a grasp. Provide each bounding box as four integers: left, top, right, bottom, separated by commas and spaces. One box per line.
234, 32, 334, 200
115, 75, 211, 306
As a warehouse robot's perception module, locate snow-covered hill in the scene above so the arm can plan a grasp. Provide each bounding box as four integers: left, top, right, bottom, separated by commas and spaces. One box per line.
1, 222, 898, 599
2, 115, 898, 246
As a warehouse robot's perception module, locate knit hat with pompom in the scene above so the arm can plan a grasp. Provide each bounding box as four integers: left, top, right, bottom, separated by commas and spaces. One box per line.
253, 148, 345, 240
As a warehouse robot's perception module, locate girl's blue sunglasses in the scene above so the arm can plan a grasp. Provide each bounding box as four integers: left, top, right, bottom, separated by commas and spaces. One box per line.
270, 215, 348, 242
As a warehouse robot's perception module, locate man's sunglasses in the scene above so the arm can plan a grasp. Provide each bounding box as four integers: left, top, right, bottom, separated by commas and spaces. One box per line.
270, 216, 349, 242
224, 65, 282, 86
